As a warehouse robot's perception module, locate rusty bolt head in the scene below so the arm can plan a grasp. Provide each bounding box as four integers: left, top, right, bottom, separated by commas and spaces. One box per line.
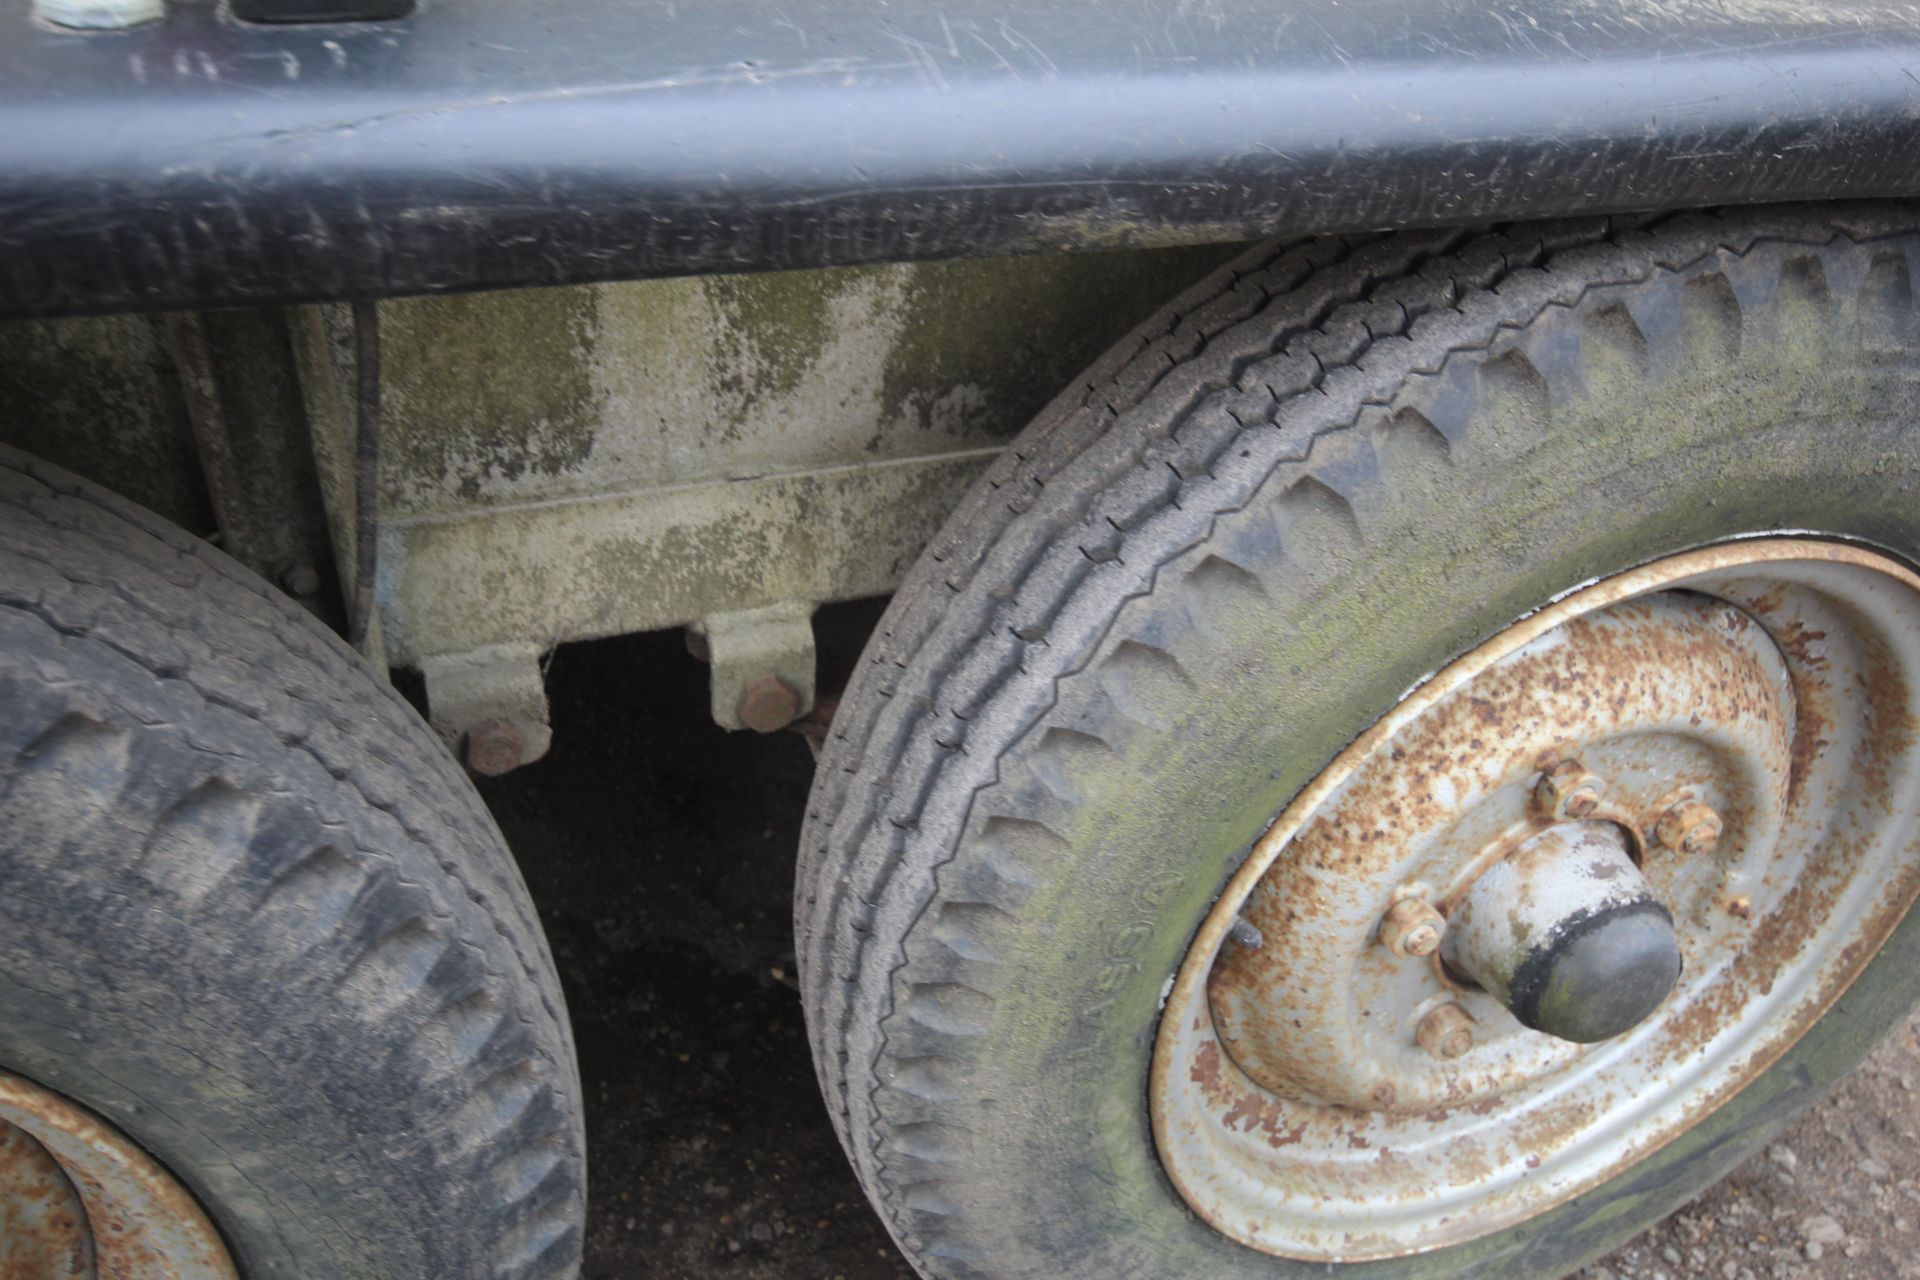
465, 718, 525, 777
279, 561, 322, 598
1536, 759, 1604, 820
1655, 799, 1723, 855
737, 674, 802, 734
1379, 898, 1446, 958
1417, 1002, 1475, 1061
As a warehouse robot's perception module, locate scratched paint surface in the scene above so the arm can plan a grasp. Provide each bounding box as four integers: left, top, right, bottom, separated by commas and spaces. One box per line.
8, 2, 1920, 315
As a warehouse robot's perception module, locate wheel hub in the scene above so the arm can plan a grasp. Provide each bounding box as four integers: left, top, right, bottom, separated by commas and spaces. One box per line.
0, 1068, 236, 1279
1150, 540, 1920, 1261
1444, 820, 1680, 1045
1202, 586, 1790, 1116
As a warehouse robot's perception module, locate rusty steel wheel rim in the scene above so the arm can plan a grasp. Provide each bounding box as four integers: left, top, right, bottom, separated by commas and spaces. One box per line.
1149, 538, 1920, 1262
0, 1068, 237, 1278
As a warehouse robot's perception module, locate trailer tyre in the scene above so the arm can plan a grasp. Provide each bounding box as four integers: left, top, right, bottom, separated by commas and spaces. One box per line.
0, 444, 584, 1278
798, 205, 1920, 1277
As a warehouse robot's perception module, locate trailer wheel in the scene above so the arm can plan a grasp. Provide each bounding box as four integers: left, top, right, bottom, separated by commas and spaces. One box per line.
0, 445, 584, 1278
798, 204, 1920, 1278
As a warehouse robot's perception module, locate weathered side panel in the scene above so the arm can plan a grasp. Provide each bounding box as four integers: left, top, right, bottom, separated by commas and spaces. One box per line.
373, 245, 1235, 517
0, 243, 1238, 680
372, 243, 1240, 663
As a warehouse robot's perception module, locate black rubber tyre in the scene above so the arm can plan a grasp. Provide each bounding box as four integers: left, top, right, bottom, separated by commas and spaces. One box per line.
798, 204, 1920, 1278
0, 445, 584, 1278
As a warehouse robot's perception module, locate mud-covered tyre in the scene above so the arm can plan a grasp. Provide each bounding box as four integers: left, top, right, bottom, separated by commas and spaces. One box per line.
798, 204, 1920, 1278
0, 445, 584, 1278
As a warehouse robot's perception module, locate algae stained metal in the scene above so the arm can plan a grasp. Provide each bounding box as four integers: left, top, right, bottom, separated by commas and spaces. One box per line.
370, 244, 1238, 666
0, 242, 1239, 745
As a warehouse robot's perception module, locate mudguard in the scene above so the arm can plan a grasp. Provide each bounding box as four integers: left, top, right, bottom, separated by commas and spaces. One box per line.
6, 0, 1920, 318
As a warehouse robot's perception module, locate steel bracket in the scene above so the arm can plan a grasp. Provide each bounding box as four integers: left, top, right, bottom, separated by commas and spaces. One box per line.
420, 641, 552, 774
696, 603, 816, 734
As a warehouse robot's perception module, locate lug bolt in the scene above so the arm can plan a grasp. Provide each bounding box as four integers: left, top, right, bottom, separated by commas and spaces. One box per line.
1417, 1003, 1475, 1061
1379, 898, 1446, 958
1536, 759, 1604, 820
1655, 799, 1723, 855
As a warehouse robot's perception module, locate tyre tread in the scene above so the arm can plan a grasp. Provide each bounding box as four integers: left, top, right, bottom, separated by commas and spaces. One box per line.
799, 203, 1920, 1277
0, 444, 584, 1279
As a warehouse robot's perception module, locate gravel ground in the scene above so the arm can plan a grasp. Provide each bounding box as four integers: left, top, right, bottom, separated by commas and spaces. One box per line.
476, 611, 1920, 1280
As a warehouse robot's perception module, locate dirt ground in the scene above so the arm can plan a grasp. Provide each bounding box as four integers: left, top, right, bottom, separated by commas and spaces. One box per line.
477, 608, 1920, 1280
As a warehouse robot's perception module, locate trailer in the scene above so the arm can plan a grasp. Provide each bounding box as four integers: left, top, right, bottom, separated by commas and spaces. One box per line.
6, 3, 1920, 1277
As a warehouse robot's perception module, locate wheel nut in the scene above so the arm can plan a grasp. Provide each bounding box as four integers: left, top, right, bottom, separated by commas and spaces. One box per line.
1417, 1003, 1475, 1061
1655, 799, 1723, 854
1536, 759, 1603, 819
1379, 898, 1446, 958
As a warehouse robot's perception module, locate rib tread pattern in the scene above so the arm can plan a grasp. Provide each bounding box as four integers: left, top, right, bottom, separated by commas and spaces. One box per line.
796, 204, 1919, 1277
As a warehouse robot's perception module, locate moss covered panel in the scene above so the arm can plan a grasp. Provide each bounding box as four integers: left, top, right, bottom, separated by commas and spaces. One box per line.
379, 288, 601, 508
376, 243, 1244, 517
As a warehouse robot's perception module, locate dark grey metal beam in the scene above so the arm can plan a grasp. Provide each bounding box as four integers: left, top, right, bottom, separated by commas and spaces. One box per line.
6, 0, 1920, 318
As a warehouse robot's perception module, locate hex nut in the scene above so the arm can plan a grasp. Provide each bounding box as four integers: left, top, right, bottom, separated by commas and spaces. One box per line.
465, 718, 525, 777
279, 561, 323, 599
1417, 1003, 1475, 1061
737, 674, 802, 734
1655, 799, 1723, 855
1379, 898, 1446, 958
1536, 759, 1604, 820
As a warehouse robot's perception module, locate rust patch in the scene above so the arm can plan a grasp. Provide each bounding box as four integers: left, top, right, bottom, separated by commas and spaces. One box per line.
0, 1070, 237, 1280
1190, 1040, 1223, 1092
0, 1121, 91, 1278
1151, 540, 1920, 1264
1209, 588, 1790, 1113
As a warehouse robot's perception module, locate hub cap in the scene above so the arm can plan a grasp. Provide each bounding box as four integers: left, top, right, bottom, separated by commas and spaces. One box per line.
1149, 540, 1920, 1261
0, 1069, 236, 1278
1445, 820, 1681, 1045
